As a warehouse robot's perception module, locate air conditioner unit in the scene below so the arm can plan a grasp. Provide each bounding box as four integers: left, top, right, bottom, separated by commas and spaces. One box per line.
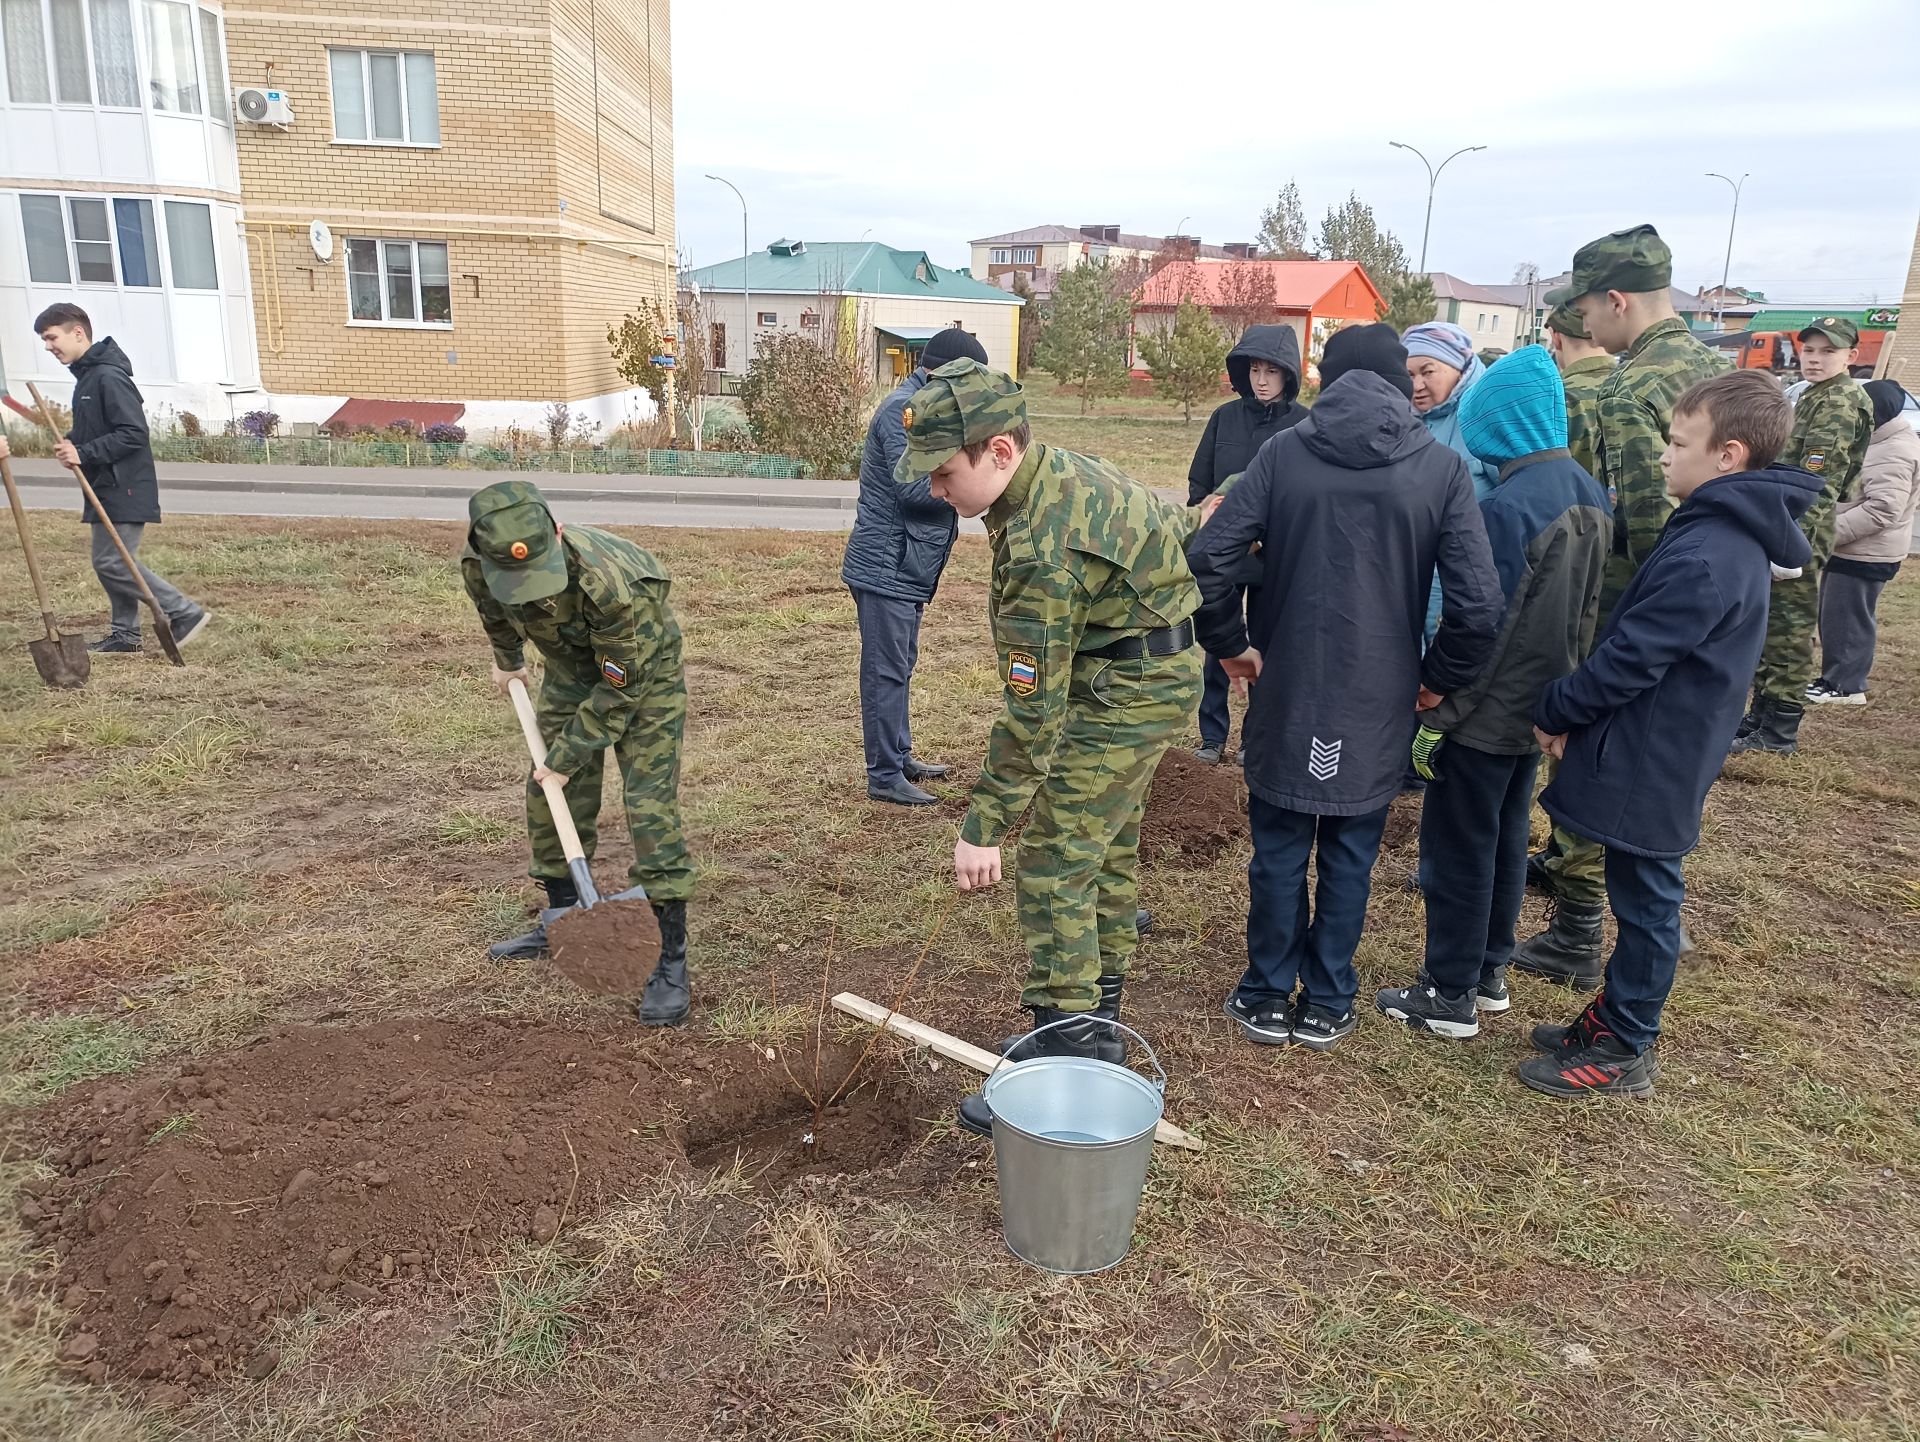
235, 88, 293, 126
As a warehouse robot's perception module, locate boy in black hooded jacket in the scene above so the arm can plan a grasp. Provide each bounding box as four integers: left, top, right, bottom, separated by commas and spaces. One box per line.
1185, 324, 1306, 760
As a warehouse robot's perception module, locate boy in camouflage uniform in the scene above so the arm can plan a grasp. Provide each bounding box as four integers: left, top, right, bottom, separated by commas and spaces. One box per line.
463, 480, 697, 1025
896, 361, 1205, 1137
1729, 317, 1875, 755
1519, 226, 1727, 988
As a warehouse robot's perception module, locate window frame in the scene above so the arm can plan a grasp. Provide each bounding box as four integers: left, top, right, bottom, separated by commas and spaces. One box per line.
327, 45, 440, 147
343, 235, 453, 328
15, 188, 218, 292
1012, 246, 1037, 265
756, 310, 776, 326
1, 0, 221, 113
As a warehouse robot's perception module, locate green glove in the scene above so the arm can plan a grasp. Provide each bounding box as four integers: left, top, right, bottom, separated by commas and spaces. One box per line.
1411, 725, 1445, 782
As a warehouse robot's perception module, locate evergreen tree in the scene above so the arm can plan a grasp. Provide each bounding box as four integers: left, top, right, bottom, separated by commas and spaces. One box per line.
1381, 271, 1437, 333
1315, 193, 1410, 295
1035, 260, 1134, 413
1256, 181, 1311, 260
1137, 297, 1229, 424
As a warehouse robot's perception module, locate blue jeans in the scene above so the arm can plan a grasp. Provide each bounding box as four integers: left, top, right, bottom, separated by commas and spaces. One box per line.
851, 587, 923, 787
1235, 796, 1390, 1013
1597, 848, 1687, 1052
1419, 742, 1537, 995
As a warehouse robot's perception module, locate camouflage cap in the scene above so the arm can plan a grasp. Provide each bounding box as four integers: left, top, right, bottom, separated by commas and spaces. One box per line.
1798, 315, 1860, 348
468, 480, 568, 603
897, 359, 1027, 480
1545, 302, 1591, 339
1544, 224, 1673, 305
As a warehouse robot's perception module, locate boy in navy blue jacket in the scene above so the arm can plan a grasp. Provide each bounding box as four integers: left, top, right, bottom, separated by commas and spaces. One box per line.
1377, 347, 1611, 1039
1524, 372, 1819, 1097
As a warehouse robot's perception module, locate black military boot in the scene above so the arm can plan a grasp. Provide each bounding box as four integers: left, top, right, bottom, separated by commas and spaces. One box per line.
1509, 898, 1606, 988
488, 878, 578, 961
959, 1008, 1118, 1138
1732, 695, 1768, 742
996, 989, 1124, 1063
636, 899, 691, 1026
1525, 843, 1559, 897
1729, 699, 1803, 756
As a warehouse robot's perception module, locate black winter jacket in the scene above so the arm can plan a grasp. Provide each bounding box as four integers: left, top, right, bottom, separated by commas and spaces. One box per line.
1188, 371, 1503, 815
1185, 324, 1306, 505
1536, 466, 1820, 858
841, 368, 958, 603
67, 338, 159, 524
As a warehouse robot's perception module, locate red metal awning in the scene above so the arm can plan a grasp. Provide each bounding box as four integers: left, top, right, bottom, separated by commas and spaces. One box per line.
323, 398, 467, 431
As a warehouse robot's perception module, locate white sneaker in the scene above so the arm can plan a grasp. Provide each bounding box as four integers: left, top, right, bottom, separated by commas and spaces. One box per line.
1806, 681, 1865, 706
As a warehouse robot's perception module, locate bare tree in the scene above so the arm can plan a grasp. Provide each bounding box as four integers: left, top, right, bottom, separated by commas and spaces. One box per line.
1217, 261, 1281, 339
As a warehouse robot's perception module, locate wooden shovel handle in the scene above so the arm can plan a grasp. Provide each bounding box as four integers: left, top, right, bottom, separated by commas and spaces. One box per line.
507, 676, 588, 864
24, 383, 183, 666
0, 453, 60, 634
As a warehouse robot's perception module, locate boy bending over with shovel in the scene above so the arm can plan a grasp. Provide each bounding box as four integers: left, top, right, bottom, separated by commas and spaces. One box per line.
462, 480, 696, 1024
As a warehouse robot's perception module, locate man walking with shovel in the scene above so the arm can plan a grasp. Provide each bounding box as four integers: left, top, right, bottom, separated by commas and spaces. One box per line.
463, 480, 696, 1024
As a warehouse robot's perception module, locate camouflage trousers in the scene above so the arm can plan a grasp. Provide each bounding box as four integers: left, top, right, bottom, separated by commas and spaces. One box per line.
1017, 646, 1200, 1013
1752, 566, 1821, 704
1537, 755, 1606, 909
526, 655, 695, 902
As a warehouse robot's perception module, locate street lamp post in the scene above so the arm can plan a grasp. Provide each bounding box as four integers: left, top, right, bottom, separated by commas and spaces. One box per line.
1706, 172, 1748, 330
1388, 141, 1487, 273
705, 173, 748, 374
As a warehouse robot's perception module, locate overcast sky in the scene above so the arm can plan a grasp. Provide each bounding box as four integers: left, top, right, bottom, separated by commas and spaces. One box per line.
673, 0, 1918, 306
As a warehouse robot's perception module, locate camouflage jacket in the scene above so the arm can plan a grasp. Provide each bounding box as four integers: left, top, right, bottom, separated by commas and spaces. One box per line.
962, 443, 1202, 846
1561, 354, 1614, 481
461, 525, 681, 776
1782, 373, 1875, 565
1595, 318, 1729, 568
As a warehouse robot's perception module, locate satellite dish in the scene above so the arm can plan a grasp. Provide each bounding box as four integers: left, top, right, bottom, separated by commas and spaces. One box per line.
309, 220, 333, 263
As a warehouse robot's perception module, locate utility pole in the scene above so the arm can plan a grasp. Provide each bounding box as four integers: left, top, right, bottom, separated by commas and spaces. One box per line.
1388, 141, 1487, 273
1706, 172, 1748, 331
706, 174, 748, 375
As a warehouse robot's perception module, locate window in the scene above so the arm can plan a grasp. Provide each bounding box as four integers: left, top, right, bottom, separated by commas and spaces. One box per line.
49, 0, 89, 102
196, 4, 223, 120
756, 310, 776, 326
67, 196, 114, 281
1012, 246, 1037, 265
20, 195, 69, 282
3, 0, 50, 101
90, 0, 135, 104
710, 321, 726, 369
112, 197, 157, 285
990, 248, 1010, 264
345, 237, 451, 324
799, 308, 818, 330
329, 47, 439, 144
163, 199, 215, 288
141, 0, 199, 111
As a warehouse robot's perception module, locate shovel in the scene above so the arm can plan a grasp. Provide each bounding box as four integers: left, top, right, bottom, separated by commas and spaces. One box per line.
24, 382, 182, 666
0, 449, 89, 688
506, 676, 662, 993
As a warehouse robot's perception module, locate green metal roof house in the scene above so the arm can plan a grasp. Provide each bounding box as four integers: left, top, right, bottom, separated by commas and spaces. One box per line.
684, 239, 1024, 383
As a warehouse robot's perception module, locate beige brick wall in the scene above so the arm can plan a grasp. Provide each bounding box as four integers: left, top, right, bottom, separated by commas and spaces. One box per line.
226, 0, 673, 403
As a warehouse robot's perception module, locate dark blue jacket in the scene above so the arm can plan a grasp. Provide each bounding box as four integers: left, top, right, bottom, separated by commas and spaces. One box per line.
67, 337, 160, 524
840, 369, 958, 604
1536, 465, 1821, 858
1185, 324, 1306, 505
1189, 370, 1502, 816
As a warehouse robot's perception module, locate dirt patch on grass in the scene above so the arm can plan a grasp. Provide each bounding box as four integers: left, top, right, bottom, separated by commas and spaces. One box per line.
1140, 748, 1246, 862
16, 1020, 928, 1404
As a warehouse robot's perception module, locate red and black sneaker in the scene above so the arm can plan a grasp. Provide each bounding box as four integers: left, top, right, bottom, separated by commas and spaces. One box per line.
1518, 1032, 1655, 1099
1531, 993, 1661, 1079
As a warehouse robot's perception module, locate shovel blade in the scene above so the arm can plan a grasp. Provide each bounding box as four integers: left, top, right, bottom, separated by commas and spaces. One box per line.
546, 895, 664, 996
29, 632, 89, 689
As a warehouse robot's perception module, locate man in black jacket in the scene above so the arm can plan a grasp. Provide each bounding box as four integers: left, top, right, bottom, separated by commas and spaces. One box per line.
841, 327, 987, 804
1189, 323, 1501, 1051
1185, 324, 1305, 762
32, 304, 209, 653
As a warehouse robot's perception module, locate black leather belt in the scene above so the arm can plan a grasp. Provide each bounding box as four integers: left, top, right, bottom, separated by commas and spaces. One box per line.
1080, 619, 1194, 661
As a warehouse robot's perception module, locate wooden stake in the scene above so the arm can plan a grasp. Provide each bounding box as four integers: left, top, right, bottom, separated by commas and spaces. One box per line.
830, 991, 1203, 1153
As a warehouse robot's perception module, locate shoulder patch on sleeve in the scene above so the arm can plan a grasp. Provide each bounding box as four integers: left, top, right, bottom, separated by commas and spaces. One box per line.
1805, 452, 1826, 473
1006, 651, 1039, 696
601, 657, 629, 688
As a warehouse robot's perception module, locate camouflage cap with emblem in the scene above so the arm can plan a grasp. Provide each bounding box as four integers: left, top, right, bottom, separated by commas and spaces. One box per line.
1545, 302, 1591, 340
1798, 315, 1860, 349
1545, 224, 1673, 305
897, 358, 1027, 480
468, 479, 569, 604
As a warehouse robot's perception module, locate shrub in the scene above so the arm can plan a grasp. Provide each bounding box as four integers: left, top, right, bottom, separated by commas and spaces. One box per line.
179, 411, 203, 438
239, 409, 280, 439
386, 417, 420, 439
422, 422, 467, 445
607, 418, 672, 452
739, 332, 863, 478
544, 402, 572, 451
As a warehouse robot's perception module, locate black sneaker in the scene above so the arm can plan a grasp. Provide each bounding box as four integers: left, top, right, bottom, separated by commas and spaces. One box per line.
1517, 1033, 1655, 1099
1223, 993, 1292, 1046
1291, 1004, 1357, 1052
1476, 966, 1511, 1014
1374, 977, 1478, 1039
1194, 744, 1224, 764
88, 635, 141, 654
169, 607, 213, 647
1531, 995, 1659, 1077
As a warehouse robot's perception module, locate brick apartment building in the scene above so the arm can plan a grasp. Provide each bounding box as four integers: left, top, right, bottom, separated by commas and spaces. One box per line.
223, 0, 675, 431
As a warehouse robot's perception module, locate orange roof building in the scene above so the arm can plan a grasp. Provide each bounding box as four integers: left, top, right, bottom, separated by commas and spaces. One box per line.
1131, 260, 1387, 374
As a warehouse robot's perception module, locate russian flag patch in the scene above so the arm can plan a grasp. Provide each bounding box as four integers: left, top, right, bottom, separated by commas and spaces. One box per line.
602, 658, 629, 687
1007, 651, 1039, 696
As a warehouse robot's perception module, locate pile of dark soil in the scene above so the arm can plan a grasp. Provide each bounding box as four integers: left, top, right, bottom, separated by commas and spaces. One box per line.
15, 1020, 925, 1401
1140, 748, 1247, 861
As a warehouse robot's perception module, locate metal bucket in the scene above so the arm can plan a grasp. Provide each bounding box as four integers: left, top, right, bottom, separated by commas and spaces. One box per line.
980, 1019, 1166, 1275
